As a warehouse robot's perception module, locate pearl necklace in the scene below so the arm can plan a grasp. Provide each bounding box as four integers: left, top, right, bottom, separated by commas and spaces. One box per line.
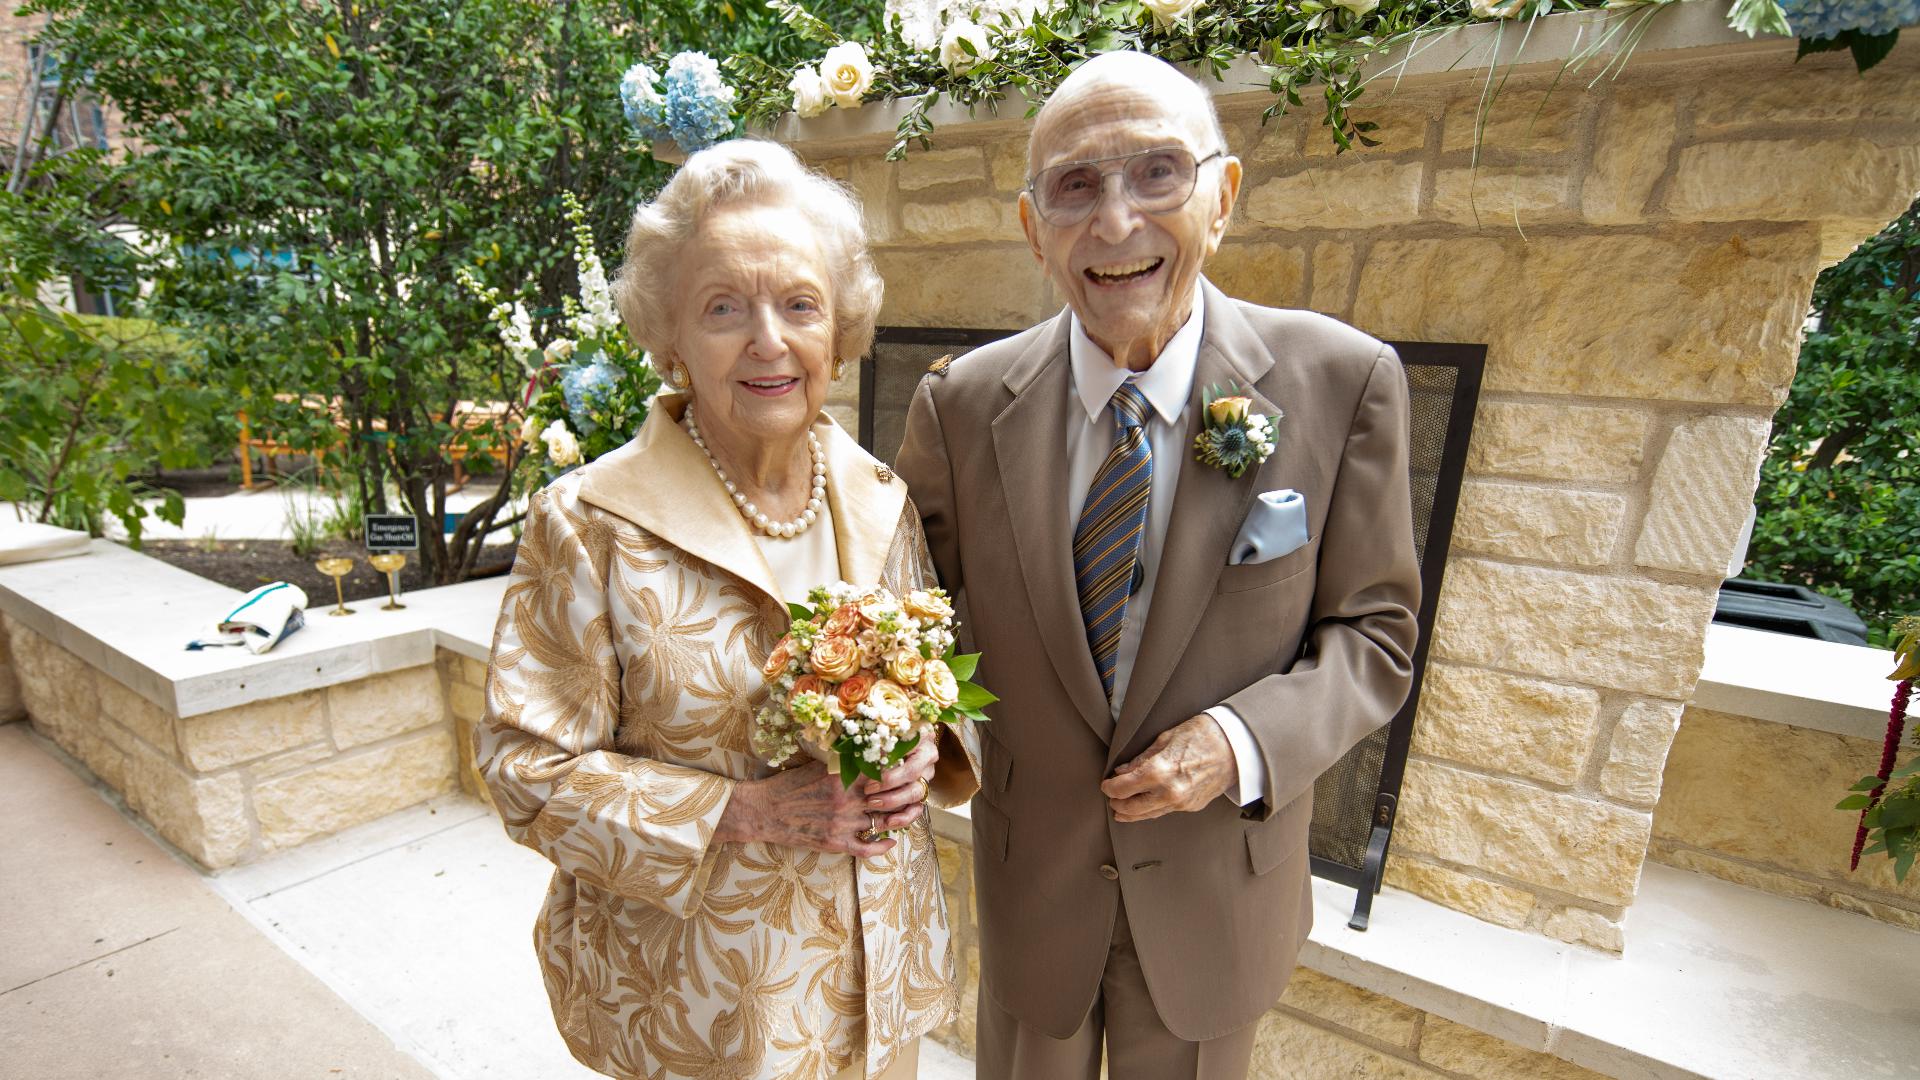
685, 407, 827, 539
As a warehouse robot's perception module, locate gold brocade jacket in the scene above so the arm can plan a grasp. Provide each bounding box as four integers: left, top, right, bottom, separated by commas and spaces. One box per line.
476, 397, 981, 1080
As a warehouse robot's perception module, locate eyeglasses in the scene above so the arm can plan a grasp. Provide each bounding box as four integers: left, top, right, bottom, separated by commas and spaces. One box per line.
1025, 146, 1225, 227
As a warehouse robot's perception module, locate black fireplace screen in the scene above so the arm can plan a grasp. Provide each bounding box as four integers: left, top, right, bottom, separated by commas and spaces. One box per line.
862, 326, 1484, 931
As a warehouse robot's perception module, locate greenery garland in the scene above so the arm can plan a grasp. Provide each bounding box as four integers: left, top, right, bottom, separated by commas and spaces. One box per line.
719, 0, 1903, 161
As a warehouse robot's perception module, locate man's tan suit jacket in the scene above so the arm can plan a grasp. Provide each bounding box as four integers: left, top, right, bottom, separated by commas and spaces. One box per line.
893, 280, 1422, 1042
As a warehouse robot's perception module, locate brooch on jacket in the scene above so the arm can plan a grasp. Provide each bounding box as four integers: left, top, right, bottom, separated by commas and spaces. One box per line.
1193, 383, 1278, 479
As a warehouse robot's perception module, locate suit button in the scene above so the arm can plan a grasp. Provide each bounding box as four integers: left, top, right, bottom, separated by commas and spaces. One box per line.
1099, 863, 1120, 880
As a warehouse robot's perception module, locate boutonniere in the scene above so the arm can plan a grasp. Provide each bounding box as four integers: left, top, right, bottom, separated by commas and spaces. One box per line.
1193, 383, 1279, 479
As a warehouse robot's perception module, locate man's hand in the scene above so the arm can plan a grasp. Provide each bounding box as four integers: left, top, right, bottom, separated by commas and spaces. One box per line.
1101, 714, 1236, 823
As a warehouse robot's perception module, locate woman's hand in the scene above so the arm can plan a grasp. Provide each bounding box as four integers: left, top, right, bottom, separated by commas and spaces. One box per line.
715, 737, 941, 856
862, 736, 939, 827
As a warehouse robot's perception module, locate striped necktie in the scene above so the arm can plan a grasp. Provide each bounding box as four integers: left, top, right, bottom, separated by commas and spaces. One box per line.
1073, 382, 1153, 700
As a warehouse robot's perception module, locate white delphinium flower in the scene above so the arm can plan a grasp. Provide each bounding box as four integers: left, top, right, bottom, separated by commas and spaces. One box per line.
1141, 0, 1206, 25
1330, 0, 1379, 13
504, 301, 538, 368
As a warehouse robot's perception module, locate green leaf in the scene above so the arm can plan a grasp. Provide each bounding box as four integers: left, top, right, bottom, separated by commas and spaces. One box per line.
837, 744, 862, 789
955, 681, 999, 712
1852, 774, 1891, 791
788, 602, 814, 623
946, 652, 981, 682
1878, 798, 1920, 830
1837, 794, 1873, 810
1795, 33, 1852, 59
1848, 29, 1900, 72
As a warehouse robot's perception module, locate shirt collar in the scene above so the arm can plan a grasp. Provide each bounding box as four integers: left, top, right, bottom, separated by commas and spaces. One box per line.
1068, 303, 1204, 427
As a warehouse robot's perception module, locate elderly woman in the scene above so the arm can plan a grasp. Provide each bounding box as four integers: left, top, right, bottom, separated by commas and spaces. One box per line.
476, 139, 979, 1080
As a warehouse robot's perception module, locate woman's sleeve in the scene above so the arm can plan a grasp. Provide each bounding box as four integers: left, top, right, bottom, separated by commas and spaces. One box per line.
898, 499, 982, 808
474, 486, 732, 918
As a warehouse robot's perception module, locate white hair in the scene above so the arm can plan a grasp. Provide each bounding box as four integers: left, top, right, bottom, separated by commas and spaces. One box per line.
613, 138, 883, 366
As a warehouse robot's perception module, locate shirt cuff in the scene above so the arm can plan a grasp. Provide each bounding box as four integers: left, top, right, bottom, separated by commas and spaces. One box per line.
1202, 705, 1268, 808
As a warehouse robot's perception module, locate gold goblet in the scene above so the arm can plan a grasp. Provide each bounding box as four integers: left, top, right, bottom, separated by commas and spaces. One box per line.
368, 552, 408, 610
314, 556, 356, 616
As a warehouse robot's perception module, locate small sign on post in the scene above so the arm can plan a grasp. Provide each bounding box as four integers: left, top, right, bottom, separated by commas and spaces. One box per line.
365, 514, 420, 553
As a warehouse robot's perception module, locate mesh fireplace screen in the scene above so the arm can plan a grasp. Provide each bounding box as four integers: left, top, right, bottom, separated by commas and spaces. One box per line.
862, 327, 1485, 923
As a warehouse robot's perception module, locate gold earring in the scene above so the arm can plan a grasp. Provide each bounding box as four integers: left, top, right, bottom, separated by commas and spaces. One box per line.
831, 357, 845, 381
668, 360, 689, 389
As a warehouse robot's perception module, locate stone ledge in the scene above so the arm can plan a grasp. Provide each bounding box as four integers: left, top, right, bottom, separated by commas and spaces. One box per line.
1693, 622, 1895, 741
698, 2, 1795, 159
937, 801, 1920, 1080
0, 540, 502, 720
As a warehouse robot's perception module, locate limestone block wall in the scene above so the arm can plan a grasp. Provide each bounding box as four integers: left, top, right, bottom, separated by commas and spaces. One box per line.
0, 611, 459, 868
793, 42, 1920, 949
1653, 706, 1920, 932
0, 625, 22, 723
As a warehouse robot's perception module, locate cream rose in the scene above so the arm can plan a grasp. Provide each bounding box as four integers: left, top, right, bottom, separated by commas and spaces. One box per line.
938, 20, 995, 74
1207, 395, 1252, 426
819, 42, 874, 109
866, 681, 913, 725
540, 419, 582, 468
886, 652, 926, 687
902, 589, 954, 622
1141, 0, 1205, 25
810, 634, 863, 681
787, 64, 832, 119
921, 662, 959, 710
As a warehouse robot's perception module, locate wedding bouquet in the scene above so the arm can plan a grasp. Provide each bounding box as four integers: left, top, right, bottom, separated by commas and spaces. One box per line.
754, 582, 994, 786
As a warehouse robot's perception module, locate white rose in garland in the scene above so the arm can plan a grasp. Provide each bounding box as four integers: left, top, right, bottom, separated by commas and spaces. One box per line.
1330, 0, 1380, 14
1141, 0, 1206, 27
820, 41, 875, 109
939, 19, 996, 74
788, 64, 833, 118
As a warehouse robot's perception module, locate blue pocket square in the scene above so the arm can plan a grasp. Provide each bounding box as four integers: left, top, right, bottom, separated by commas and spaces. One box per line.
1229, 489, 1310, 566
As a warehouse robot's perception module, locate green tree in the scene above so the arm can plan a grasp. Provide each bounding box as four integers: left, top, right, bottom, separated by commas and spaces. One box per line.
1748, 198, 1920, 648
23, 0, 676, 583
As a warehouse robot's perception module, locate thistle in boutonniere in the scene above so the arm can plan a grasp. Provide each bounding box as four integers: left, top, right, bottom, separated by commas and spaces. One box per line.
1193, 384, 1278, 479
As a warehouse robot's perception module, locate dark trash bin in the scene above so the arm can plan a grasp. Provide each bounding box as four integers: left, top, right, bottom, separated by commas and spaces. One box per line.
1713, 578, 1870, 645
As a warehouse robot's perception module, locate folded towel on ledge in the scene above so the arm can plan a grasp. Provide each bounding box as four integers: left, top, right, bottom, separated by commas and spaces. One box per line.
187, 582, 309, 654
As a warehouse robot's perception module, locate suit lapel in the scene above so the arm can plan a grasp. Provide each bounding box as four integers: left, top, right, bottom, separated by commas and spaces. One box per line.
990, 313, 1116, 745
1111, 283, 1281, 757
575, 394, 784, 606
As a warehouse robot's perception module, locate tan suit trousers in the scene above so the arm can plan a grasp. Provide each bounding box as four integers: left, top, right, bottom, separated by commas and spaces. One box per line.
975, 899, 1260, 1080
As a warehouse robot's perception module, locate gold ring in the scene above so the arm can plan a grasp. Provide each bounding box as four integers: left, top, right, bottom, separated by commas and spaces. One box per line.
861, 811, 882, 843
916, 778, 930, 803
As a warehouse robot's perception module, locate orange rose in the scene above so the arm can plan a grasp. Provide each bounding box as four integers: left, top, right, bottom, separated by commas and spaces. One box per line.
835, 671, 877, 711
791, 674, 827, 699
886, 652, 926, 686
810, 634, 862, 681
823, 603, 862, 638
761, 638, 793, 679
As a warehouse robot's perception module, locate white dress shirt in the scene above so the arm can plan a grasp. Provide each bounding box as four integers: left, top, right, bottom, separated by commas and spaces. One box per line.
1065, 307, 1270, 808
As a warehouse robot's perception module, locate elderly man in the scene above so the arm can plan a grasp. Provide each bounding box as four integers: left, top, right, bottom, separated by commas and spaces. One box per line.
893, 51, 1421, 1079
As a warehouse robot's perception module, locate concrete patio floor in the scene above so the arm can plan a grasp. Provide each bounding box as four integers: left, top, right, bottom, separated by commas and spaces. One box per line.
0, 719, 975, 1080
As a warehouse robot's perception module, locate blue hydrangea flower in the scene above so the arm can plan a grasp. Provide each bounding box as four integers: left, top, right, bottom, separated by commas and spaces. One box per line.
1782, 0, 1919, 37
620, 62, 670, 143
561, 355, 620, 438
663, 51, 737, 152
